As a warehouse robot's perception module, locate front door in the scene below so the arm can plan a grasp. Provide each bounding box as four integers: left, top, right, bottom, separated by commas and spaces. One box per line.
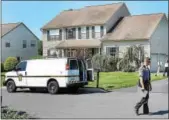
15, 61, 27, 86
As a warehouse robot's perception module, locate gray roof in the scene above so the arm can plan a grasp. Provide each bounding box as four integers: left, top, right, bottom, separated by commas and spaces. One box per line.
1, 22, 21, 37
102, 13, 166, 41
41, 3, 124, 29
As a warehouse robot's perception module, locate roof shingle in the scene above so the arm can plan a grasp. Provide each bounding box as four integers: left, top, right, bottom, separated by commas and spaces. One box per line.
41, 3, 124, 29
1, 22, 21, 37
102, 13, 165, 41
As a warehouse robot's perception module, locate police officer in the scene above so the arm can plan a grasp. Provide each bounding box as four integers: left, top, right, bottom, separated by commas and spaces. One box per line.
135, 57, 152, 115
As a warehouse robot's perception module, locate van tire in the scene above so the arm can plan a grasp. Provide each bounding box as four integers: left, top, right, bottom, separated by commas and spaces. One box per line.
6, 80, 16, 93
47, 81, 59, 94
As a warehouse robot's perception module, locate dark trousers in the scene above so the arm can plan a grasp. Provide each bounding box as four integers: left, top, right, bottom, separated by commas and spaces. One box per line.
135, 91, 149, 114
163, 67, 169, 76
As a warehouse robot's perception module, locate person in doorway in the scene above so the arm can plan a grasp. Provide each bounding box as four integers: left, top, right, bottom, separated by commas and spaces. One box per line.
135, 57, 152, 115
163, 60, 168, 77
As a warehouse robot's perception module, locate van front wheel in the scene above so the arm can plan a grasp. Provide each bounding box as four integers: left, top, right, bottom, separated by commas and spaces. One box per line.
47, 81, 59, 94
6, 80, 16, 93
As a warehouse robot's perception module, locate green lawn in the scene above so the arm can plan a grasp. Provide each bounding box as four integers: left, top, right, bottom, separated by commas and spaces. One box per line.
87, 72, 167, 91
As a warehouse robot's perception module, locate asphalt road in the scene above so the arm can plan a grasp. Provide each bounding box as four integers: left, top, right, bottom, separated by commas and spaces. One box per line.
1, 79, 168, 119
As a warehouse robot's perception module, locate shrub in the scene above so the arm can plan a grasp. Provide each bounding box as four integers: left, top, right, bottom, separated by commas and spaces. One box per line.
92, 53, 120, 72
1, 63, 4, 72
4, 57, 18, 71
1, 107, 30, 119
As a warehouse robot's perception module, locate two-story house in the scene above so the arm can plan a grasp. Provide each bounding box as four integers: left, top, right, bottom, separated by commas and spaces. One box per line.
41, 3, 130, 58
41, 2, 168, 72
1, 22, 39, 62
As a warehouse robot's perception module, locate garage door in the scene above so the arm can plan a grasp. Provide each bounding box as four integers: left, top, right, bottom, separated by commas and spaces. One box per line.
150, 53, 168, 72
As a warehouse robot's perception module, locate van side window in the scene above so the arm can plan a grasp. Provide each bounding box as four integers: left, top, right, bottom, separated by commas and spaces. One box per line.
16, 61, 27, 71
69, 60, 78, 70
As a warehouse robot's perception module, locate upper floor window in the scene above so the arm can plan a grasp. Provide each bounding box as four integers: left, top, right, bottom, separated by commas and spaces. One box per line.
92, 26, 95, 38
100, 26, 104, 37
66, 28, 76, 39
23, 40, 27, 48
86, 27, 89, 39
78, 27, 81, 39
5, 42, 10, 48
31, 40, 36, 47
48, 29, 62, 41
106, 47, 119, 57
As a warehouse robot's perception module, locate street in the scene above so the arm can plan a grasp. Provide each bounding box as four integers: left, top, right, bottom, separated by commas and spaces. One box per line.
1, 79, 168, 119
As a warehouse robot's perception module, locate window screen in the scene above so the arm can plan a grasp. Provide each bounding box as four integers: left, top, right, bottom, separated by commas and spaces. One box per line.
5, 42, 10, 47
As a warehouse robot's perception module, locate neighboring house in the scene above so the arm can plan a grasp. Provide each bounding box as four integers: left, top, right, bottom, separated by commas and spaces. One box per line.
41, 2, 168, 72
1, 22, 39, 62
102, 13, 168, 72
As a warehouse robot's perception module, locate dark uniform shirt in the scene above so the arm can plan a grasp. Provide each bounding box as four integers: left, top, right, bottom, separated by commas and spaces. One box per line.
138, 65, 150, 90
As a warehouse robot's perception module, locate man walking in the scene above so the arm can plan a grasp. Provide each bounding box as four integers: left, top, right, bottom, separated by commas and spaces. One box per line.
135, 57, 152, 115
163, 60, 168, 77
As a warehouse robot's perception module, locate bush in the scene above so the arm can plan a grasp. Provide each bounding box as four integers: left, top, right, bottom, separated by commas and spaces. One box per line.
1, 63, 4, 72
1, 107, 30, 119
92, 53, 120, 72
4, 57, 18, 71
122, 65, 136, 72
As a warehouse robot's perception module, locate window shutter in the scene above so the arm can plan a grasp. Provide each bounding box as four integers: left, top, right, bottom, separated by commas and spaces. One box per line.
100, 26, 104, 37
92, 26, 95, 38
78, 27, 81, 39
86, 27, 89, 39
59, 29, 62, 40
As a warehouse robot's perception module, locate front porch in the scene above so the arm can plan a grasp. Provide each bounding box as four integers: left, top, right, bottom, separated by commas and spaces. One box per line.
47, 39, 101, 59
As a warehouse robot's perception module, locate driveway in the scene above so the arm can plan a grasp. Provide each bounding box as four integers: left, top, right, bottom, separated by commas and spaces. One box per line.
1, 79, 168, 119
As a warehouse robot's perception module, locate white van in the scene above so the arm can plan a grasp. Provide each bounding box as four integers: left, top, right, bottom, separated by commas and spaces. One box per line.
3, 57, 94, 94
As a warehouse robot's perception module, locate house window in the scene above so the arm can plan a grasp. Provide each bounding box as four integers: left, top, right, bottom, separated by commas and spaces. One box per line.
86, 27, 89, 39
92, 26, 95, 38
31, 40, 36, 47
48, 29, 62, 41
23, 40, 27, 48
100, 26, 104, 37
66, 28, 76, 39
106, 47, 119, 57
78, 27, 81, 39
5, 42, 10, 47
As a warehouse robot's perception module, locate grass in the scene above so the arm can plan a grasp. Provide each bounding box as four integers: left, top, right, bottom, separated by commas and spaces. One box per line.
87, 72, 167, 91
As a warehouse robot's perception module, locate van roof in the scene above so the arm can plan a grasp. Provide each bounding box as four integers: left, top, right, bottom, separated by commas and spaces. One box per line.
22, 57, 82, 62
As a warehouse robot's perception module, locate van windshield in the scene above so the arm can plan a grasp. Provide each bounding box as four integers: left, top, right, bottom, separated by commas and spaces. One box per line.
69, 59, 78, 70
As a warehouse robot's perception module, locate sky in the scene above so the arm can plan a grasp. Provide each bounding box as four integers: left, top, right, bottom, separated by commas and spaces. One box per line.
2, 1, 168, 39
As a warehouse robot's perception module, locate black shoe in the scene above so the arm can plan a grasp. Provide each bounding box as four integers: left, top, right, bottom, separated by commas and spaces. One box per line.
135, 108, 139, 116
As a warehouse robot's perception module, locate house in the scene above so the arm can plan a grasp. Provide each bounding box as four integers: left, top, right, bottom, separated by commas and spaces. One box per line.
41, 3, 168, 72
41, 3, 130, 58
1, 22, 39, 62
102, 13, 168, 72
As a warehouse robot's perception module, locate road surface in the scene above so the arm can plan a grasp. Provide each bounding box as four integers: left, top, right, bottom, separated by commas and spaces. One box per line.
1, 79, 168, 119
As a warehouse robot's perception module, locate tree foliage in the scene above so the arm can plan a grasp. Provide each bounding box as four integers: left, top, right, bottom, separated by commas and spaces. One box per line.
38, 40, 43, 55
4, 57, 18, 71
117, 45, 145, 72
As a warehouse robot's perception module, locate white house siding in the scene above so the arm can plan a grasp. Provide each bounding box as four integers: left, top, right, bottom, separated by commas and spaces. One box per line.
102, 40, 150, 58
149, 15, 168, 72
105, 4, 130, 32
2, 24, 38, 62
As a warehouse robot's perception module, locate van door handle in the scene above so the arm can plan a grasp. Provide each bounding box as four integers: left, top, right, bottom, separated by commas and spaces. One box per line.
25, 72, 27, 76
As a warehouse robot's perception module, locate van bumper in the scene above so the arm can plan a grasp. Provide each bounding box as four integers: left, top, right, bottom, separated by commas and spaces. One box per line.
67, 81, 88, 87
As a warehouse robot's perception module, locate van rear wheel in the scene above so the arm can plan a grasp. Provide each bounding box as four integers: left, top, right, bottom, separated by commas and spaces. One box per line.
6, 80, 16, 93
47, 81, 59, 94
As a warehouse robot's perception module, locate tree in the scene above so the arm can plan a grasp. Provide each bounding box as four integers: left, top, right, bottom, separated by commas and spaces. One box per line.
38, 40, 43, 55
117, 45, 145, 72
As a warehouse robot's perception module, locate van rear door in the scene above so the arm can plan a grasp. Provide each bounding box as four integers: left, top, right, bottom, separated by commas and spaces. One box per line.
68, 58, 79, 81
86, 59, 94, 81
